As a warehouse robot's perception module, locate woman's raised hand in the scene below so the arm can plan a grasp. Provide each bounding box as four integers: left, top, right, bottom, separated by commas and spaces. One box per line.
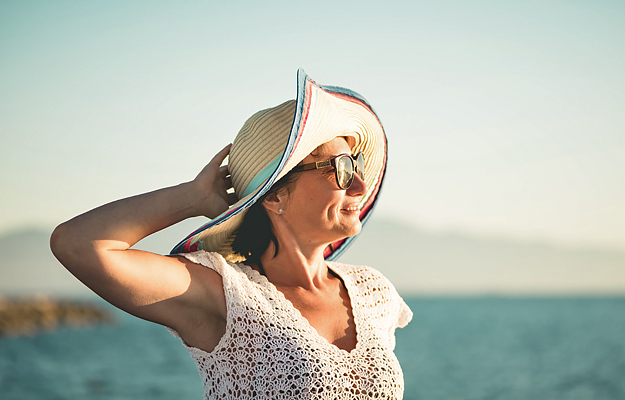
50, 145, 238, 338
191, 144, 238, 219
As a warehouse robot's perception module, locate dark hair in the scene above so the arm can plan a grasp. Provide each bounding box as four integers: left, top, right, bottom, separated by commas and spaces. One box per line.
231, 171, 299, 263
231, 142, 337, 263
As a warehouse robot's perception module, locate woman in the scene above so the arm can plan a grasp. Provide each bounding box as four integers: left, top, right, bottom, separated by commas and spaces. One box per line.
51, 69, 412, 399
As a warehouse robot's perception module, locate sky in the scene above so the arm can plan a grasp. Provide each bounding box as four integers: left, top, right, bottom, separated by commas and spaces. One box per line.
1, 0, 624, 251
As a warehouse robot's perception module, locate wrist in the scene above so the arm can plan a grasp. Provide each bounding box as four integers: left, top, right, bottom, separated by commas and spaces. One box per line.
180, 181, 228, 220
176, 181, 207, 218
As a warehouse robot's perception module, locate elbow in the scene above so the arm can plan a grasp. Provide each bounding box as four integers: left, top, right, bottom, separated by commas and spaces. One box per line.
50, 222, 78, 268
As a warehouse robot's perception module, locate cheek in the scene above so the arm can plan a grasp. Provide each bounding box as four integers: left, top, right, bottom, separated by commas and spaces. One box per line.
290, 186, 339, 221
286, 171, 345, 223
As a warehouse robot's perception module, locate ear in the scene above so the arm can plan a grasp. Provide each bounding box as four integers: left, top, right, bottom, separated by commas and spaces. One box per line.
344, 135, 356, 149
262, 191, 288, 215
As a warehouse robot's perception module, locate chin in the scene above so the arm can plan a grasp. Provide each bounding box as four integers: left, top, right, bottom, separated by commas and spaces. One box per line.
342, 219, 362, 238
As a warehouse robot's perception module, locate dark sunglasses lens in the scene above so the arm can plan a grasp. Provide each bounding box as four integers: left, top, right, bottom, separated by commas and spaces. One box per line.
336, 155, 354, 189
356, 153, 365, 180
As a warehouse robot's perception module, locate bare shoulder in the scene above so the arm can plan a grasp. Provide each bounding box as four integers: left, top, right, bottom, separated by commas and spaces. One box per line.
142, 252, 227, 327
164, 253, 228, 350
174, 253, 228, 315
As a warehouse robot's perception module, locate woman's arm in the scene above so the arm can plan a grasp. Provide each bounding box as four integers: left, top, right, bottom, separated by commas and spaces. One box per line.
50, 145, 235, 338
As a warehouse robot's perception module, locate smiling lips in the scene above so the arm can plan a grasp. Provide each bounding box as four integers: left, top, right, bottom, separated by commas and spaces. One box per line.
341, 206, 360, 212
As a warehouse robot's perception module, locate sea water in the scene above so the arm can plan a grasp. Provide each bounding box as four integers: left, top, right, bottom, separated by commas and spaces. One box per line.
1, 297, 624, 400
395, 297, 625, 400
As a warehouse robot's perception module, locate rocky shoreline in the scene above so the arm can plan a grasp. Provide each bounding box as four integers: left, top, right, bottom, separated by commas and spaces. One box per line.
0, 296, 114, 337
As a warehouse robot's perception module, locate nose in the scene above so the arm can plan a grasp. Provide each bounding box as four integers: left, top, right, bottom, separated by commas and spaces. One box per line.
347, 172, 367, 196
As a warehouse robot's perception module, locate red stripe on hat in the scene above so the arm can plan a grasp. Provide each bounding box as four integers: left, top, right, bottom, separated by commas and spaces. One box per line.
324, 238, 346, 258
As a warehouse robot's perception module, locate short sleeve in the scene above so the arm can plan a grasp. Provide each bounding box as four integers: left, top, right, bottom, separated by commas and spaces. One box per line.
180, 250, 228, 275
336, 262, 413, 336
395, 294, 412, 329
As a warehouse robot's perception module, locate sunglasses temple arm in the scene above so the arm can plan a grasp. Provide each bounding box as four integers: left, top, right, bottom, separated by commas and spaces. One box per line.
292, 160, 333, 172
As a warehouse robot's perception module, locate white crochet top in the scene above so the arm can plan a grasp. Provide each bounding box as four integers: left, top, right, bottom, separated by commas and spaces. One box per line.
168, 251, 412, 399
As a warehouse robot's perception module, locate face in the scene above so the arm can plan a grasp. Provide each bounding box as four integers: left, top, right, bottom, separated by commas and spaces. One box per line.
279, 137, 367, 247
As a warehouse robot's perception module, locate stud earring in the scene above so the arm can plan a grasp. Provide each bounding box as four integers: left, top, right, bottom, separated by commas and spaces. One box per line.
278, 208, 284, 214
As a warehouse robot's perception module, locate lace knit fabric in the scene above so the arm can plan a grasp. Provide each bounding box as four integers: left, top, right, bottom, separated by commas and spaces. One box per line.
168, 251, 412, 399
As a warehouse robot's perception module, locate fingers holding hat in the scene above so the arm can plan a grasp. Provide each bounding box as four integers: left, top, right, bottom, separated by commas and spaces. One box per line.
219, 165, 234, 188
219, 164, 229, 178
218, 165, 238, 206
192, 144, 237, 219
194, 144, 231, 184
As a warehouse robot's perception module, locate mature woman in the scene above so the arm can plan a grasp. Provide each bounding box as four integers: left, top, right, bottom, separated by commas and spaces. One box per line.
51, 69, 412, 399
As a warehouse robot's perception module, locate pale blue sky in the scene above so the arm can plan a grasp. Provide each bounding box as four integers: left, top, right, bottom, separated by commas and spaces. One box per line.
1, 0, 624, 249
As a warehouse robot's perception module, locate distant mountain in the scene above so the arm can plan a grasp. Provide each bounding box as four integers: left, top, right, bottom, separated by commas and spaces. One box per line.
1, 219, 624, 296
341, 219, 625, 295
0, 228, 91, 296
0, 219, 204, 297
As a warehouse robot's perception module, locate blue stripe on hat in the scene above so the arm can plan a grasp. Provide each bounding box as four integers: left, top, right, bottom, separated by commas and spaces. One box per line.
241, 156, 281, 198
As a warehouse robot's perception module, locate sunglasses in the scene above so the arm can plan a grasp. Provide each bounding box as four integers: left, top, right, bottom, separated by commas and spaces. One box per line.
292, 152, 365, 189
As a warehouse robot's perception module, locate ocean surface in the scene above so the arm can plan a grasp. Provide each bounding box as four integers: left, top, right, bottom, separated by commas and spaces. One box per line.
1, 297, 624, 400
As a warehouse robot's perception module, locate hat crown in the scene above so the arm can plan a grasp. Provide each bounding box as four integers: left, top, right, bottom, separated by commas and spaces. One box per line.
229, 100, 296, 199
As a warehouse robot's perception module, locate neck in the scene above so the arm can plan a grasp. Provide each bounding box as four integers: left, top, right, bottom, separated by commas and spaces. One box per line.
258, 208, 343, 290
258, 238, 330, 291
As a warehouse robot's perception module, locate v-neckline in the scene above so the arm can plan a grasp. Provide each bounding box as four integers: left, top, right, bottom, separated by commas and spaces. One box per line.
242, 262, 360, 354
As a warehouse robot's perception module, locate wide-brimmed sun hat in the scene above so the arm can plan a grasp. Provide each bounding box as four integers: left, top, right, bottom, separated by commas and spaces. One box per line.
171, 69, 387, 261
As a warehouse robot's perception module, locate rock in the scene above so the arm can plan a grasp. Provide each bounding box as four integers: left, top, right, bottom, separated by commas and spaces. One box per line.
0, 295, 114, 337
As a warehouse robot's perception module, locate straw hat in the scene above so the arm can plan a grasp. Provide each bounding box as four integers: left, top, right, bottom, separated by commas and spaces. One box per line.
171, 69, 387, 261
